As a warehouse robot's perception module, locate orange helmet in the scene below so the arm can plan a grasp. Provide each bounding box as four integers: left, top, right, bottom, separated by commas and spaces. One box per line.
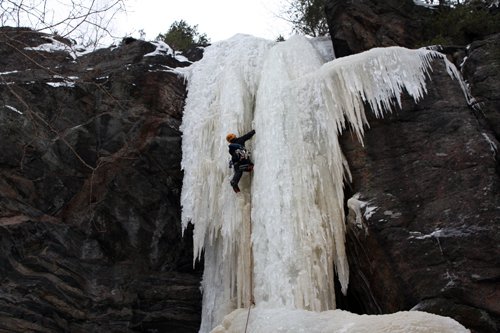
226, 133, 236, 142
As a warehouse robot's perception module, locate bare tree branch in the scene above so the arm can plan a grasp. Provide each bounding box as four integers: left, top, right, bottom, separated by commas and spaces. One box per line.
276, 0, 329, 37
1, 0, 126, 49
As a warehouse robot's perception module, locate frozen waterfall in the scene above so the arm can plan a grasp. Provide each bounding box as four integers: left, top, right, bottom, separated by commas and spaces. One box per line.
180, 34, 469, 333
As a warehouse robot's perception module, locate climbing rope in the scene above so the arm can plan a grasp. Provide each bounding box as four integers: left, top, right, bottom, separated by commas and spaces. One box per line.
244, 303, 252, 333
244, 212, 255, 333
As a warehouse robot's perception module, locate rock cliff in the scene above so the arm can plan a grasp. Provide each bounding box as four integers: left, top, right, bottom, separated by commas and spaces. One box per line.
325, 0, 426, 57
325, 1, 500, 333
0, 27, 202, 332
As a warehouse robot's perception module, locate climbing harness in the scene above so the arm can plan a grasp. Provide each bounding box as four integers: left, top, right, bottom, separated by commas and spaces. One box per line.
229, 143, 251, 161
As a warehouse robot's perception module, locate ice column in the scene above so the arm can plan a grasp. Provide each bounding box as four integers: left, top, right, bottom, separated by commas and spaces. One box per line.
181, 34, 468, 332
180, 35, 274, 332
251, 35, 345, 310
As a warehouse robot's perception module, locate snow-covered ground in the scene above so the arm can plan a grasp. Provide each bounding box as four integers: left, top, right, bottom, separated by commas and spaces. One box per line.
413, 0, 439, 8
212, 308, 469, 333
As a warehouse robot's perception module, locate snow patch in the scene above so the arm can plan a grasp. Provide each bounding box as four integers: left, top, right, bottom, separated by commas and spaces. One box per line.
24, 36, 90, 59
147, 64, 185, 76
46, 81, 75, 88
460, 56, 468, 68
4, 105, 23, 115
0, 70, 19, 75
347, 193, 378, 233
481, 132, 498, 156
174, 52, 189, 63
46, 82, 74, 87
144, 40, 190, 63
46, 75, 78, 87
409, 225, 486, 240
413, 0, 440, 8
144, 41, 174, 57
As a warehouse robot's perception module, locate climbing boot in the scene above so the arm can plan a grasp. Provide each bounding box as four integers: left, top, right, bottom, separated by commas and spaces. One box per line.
230, 180, 240, 193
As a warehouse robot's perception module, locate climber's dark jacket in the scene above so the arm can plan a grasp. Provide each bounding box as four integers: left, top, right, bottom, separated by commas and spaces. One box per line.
228, 129, 255, 165
228, 130, 255, 189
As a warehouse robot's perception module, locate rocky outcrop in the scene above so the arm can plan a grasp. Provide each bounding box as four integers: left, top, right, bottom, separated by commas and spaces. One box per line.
324, 2, 500, 333
325, 0, 427, 57
462, 33, 500, 139
0, 27, 201, 332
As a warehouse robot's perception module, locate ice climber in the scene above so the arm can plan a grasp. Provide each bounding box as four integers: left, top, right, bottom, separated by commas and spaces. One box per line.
226, 129, 255, 193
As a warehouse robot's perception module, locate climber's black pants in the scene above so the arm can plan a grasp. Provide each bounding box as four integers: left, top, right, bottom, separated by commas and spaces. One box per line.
230, 161, 253, 187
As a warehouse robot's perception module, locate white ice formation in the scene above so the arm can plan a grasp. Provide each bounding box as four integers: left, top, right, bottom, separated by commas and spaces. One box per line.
180, 34, 469, 332
211, 308, 469, 333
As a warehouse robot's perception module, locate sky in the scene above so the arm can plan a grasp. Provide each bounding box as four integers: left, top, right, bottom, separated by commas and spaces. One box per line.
116, 0, 293, 43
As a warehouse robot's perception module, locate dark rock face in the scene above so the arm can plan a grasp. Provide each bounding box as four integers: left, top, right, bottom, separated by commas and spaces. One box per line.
325, 0, 426, 57
0, 27, 201, 332
325, 2, 500, 332
462, 33, 500, 139
340, 61, 500, 333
